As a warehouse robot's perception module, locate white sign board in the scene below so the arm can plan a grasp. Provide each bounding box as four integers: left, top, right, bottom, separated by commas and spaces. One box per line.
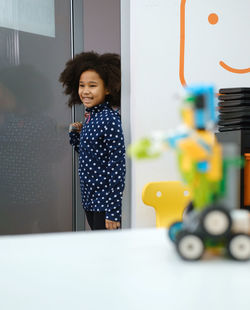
129, 0, 250, 227
182, 0, 250, 89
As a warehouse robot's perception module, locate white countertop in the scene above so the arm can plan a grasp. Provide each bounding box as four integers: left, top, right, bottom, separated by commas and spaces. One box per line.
0, 228, 249, 310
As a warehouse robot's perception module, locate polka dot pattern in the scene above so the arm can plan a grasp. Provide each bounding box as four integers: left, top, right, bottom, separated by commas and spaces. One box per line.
69, 102, 126, 222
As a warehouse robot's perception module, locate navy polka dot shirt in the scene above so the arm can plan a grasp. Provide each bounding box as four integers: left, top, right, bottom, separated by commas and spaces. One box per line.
69, 102, 126, 222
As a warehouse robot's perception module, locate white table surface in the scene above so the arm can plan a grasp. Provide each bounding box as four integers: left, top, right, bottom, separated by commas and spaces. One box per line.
0, 228, 249, 310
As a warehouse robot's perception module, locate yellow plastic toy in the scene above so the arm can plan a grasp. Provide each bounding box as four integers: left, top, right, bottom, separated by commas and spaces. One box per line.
129, 85, 249, 261
142, 181, 191, 228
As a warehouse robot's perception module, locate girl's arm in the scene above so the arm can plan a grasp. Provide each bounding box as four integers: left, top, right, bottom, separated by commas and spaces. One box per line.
69, 122, 82, 153
104, 115, 126, 223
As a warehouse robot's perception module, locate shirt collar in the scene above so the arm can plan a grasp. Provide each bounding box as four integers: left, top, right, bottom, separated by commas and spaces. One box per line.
86, 101, 109, 113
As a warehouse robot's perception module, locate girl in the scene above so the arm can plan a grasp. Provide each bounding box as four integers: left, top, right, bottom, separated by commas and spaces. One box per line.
59, 52, 126, 230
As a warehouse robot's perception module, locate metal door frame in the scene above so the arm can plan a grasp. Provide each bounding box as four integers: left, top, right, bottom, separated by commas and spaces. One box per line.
71, 0, 132, 230
70, 0, 85, 231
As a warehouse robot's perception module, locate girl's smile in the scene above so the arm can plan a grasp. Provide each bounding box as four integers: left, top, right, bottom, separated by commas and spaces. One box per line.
78, 70, 109, 108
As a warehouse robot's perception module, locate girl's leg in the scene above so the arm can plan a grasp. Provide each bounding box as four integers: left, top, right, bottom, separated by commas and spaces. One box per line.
85, 211, 120, 230
92, 212, 106, 230
85, 211, 94, 230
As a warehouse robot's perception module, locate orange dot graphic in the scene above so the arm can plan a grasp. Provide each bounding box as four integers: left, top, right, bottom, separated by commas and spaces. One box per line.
208, 13, 218, 25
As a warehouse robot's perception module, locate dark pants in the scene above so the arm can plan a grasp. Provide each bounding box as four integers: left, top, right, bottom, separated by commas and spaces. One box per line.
85, 211, 106, 230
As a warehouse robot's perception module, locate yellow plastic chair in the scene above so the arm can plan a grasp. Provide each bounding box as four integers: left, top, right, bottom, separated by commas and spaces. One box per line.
142, 181, 191, 228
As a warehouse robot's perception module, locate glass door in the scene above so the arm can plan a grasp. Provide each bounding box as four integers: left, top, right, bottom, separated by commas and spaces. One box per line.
0, 0, 73, 234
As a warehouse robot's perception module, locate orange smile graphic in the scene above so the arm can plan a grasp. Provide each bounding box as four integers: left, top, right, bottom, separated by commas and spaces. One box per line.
219, 61, 250, 74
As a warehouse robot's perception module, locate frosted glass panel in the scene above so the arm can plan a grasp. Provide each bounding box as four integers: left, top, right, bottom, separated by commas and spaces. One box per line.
0, 0, 72, 235
0, 0, 55, 37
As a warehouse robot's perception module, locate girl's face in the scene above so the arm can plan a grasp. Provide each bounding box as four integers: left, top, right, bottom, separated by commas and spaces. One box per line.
78, 70, 109, 109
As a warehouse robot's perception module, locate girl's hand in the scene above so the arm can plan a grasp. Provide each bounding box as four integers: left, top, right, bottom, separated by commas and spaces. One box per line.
69, 122, 83, 133
105, 219, 121, 230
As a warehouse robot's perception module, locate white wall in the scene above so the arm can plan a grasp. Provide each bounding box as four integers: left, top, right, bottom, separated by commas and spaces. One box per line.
129, 0, 250, 227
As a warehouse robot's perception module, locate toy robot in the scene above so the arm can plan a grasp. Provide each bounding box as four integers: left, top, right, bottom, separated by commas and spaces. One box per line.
128, 85, 250, 261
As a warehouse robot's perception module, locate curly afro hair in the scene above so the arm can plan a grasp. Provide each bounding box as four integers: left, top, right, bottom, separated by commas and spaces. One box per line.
59, 51, 121, 107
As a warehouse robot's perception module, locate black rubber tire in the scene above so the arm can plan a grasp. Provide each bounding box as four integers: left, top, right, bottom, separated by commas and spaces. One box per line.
176, 230, 205, 261
227, 233, 250, 261
200, 206, 232, 238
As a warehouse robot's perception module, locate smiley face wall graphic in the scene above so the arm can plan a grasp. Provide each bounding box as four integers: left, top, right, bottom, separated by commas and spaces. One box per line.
179, 0, 250, 89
